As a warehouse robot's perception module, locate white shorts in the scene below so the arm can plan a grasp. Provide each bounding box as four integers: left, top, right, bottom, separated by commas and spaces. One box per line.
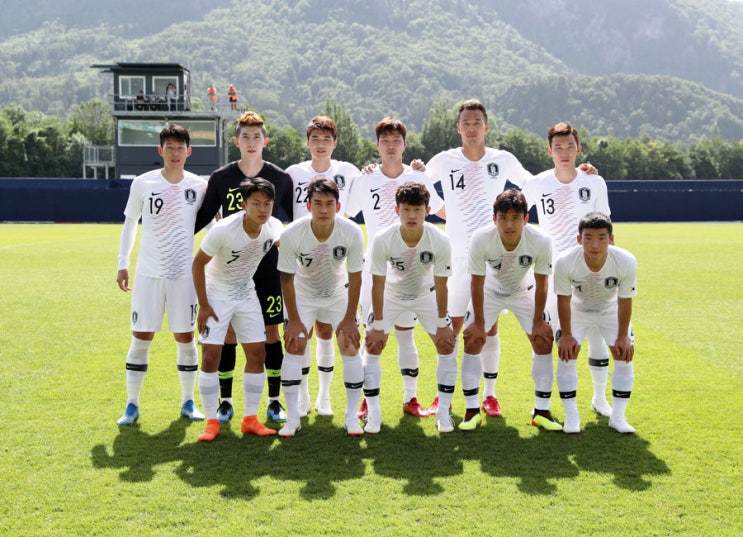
380, 291, 441, 336
447, 256, 471, 317
563, 307, 634, 347
360, 268, 417, 328
295, 292, 357, 330
131, 276, 197, 333
464, 289, 536, 334
198, 293, 266, 345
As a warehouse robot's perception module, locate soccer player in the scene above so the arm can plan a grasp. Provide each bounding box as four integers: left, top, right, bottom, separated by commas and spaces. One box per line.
284, 116, 361, 417
553, 212, 637, 434
195, 111, 293, 425
345, 117, 445, 420
462, 190, 559, 431
277, 178, 365, 437
521, 122, 613, 417
115, 124, 206, 425
362, 182, 457, 433
425, 100, 595, 425
192, 178, 284, 442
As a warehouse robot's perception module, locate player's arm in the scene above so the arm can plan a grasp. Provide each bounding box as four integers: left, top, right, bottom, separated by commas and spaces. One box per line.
529, 273, 553, 346
279, 271, 307, 354
195, 180, 221, 233
433, 275, 456, 355
116, 216, 138, 292
556, 293, 579, 361
337, 271, 362, 349
192, 249, 217, 333
611, 297, 634, 362
365, 274, 389, 355
463, 274, 487, 348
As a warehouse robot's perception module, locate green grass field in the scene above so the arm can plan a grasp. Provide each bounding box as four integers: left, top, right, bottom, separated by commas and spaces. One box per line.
0, 222, 741, 536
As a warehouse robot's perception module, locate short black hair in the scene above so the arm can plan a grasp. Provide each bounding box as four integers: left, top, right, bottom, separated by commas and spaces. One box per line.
159, 124, 190, 147
578, 211, 613, 235
307, 177, 339, 202
493, 189, 528, 216
239, 177, 275, 201
395, 182, 430, 207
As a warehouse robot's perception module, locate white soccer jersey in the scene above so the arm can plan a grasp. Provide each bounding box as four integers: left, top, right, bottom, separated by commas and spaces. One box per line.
370, 222, 452, 301
123, 169, 206, 279
427, 147, 532, 257
522, 170, 610, 257
344, 165, 444, 242
553, 245, 637, 313
285, 159, 360, 219
199, 213, 283, 301
277, 215, 364, 299
468, 223, 553, 296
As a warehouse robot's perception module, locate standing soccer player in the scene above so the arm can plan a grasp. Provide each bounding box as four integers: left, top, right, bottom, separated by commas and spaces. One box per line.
195, 111, 293, 425
363, 182, 457, 433
285, 116, 361, 417
116, 124, 206, 425
345, 117, 445, 420
192, 178, 283, 442
554, 212, 638, 434
521, 122, 613, 417
277, 178, 365, 437
462, 190, 559, 431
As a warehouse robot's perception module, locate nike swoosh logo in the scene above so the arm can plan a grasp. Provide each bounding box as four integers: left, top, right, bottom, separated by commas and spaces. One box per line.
370, 187, 382, 193
297, 181, 308, 186
151, 192, 161, 196
450, 169, 462, 174
542, 193, 552, 197
228, 187, 240, 193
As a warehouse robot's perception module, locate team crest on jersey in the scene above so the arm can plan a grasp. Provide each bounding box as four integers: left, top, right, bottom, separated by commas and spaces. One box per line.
184, 188, 197, 205
578, 187, 591, 202
333, 246, 347, 260
487, 163, 499, 177
334, 174, 346, 190
604, 276, 619, 288
263, 239, 274, 253
420, 251, 434, 264
519, 255, 533, 267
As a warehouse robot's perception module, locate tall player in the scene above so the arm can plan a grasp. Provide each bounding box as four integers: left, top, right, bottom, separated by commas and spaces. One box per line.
277, 178, 365, 437
345, 117, 445, 420
284, 116, 360, 417
115, 124, 206, 426
521, 122, 613, 417
192, 178, 284, 442
195, 111, 294, 425
554, 212, 638, 434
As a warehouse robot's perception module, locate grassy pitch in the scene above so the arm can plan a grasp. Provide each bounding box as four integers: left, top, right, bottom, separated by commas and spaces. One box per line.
0, 222, 741, 536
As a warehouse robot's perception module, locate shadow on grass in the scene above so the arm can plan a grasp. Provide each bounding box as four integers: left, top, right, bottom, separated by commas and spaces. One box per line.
90, 412, 670, 499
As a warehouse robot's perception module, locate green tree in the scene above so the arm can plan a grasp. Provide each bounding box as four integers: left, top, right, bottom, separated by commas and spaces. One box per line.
68, 99, 114, 146
263, 124, 306, 170
492, 128, 552, 174
421, 100, 458, 161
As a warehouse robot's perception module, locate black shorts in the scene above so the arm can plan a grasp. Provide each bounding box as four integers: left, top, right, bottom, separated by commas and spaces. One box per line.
254, 245, 283, 325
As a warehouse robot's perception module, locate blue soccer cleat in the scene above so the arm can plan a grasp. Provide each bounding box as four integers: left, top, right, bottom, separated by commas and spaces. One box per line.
117, 403, 140, 426
180, 400, 205, 421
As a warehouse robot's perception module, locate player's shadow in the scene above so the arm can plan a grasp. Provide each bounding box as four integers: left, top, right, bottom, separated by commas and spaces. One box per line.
174, 416, 366, 500
365, 415, 465, 496
90, 418, 190, 482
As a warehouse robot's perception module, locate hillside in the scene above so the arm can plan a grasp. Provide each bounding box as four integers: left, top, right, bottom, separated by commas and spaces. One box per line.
1, 0, 743, 141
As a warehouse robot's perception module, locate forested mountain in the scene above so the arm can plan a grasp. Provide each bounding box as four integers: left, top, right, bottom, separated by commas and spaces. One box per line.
1, 0, 743, 142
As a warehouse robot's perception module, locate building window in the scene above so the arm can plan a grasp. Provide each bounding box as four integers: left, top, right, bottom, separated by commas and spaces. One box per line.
118, 120, 216, 146
153, 76, 178, 98
119, 76, 145, 98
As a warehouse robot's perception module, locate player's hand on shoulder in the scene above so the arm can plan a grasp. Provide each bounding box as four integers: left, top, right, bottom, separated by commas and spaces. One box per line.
578, 161, 598, 175
361, 162, 379, 175
410, 159, 426, 172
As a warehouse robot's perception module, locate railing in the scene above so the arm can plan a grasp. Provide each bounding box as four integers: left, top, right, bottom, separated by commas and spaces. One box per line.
82, 146, 115, 179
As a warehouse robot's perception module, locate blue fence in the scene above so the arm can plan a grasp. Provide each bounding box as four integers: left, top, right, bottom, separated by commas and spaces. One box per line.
0, 178, 741, 223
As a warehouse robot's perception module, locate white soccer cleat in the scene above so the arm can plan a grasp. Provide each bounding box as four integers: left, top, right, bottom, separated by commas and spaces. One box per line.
608, 416, 635, 434
344, 418, 364, 437
563, 413, 581, 434
298, 394, 310, 418
278, 421, 301, 438
436, 414, 455, 434
315, 398, 334, 416
591, 398, 612, 417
